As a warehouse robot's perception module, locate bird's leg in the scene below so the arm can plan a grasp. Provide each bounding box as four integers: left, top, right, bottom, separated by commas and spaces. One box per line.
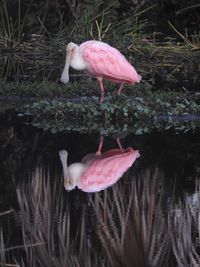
96, 136, 104, 155
97, 78, 105, 103
116, 137, 124, 153
117, 82, 125, 95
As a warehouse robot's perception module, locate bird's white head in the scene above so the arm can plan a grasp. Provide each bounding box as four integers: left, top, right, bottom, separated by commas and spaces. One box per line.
67, 42, 77, 52
59, 150, 86, 191
60, 42, 78, 83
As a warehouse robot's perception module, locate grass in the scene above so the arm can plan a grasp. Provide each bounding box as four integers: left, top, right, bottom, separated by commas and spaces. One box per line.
0, 30, 199, 83
168, 21, 200, 50
0, 0, 199, 84
0, 0, 33, 47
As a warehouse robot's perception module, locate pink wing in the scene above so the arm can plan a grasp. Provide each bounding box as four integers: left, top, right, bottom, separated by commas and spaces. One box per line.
80, 41, 141, 83
78, 148, 140, 192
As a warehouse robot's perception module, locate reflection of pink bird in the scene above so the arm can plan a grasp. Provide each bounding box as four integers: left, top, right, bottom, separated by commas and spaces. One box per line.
60, 40, 141, 103
59, 137, 140, 192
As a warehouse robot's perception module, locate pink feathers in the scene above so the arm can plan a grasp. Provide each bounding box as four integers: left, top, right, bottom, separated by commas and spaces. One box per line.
59, 137, 140, 193
79, 147, 140, 192
60, 40, 141, 103
80, 41, 141, 84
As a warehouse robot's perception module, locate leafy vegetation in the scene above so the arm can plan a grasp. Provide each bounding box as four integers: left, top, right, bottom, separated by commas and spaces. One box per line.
0, 80, 199, 134
24, 82, 199, 134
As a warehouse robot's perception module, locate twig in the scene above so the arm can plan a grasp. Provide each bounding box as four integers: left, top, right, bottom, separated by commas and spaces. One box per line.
0, 209, 14, 216
0, 263, 20, 267
168, 21, 199, 49
0, 242, 45, 253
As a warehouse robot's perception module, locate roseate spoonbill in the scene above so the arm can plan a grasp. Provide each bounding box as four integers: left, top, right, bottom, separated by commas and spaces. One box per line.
59, 137, 140, 192
60, 40, 142, 103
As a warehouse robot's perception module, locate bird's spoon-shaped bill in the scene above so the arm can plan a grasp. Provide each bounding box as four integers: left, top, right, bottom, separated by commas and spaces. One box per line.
60, 50, 72, 83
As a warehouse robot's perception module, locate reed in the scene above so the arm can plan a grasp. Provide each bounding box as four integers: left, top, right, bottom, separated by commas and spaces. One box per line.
0, 0, 33, 47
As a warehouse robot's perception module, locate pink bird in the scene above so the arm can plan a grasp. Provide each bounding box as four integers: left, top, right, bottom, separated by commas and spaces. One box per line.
60, 40, 141, 103
59, 137, 140, 192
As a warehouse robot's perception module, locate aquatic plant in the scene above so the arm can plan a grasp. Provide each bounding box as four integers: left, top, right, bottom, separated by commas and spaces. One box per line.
26, 84, 200, 135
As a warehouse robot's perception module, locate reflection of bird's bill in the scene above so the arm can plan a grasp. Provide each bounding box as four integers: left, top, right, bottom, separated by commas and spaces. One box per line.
136, 150, 140, 158
60, 50, 72, 83
137, 74, 142, 83
64, 176, 75, 190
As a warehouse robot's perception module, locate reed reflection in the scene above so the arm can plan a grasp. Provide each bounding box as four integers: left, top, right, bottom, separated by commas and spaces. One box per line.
15, 166, 107, 267
1, 139, 200, 266
59, 136, 140, 192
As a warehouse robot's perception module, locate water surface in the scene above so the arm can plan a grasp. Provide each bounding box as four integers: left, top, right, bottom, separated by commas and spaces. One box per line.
0, 120, 200, 266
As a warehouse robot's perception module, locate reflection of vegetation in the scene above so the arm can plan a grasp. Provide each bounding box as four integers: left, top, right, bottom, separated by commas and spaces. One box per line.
14, 167, 107, 267
94, 169, 170, 267
0, 166, 109, 266
169, 193, 200, 266
1, 165, 200, 266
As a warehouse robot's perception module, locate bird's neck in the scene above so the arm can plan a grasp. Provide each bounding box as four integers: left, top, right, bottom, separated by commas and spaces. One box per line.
70, 46, 87, 70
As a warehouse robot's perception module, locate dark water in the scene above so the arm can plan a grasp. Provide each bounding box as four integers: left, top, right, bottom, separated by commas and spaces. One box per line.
0, 115, 200, 266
